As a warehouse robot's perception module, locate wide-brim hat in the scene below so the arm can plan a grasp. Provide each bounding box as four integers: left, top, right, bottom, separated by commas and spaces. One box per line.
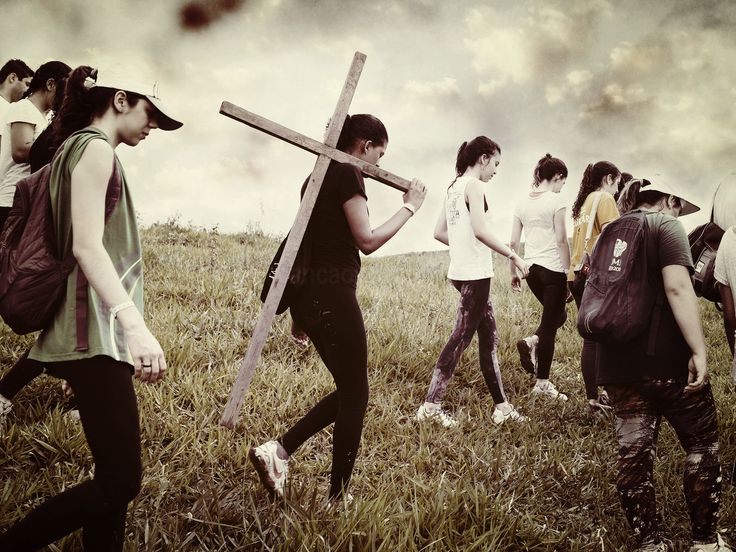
92, 71, 183, 131
635, 178, 700, 216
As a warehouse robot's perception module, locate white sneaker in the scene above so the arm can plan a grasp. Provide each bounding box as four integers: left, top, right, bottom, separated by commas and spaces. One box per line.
249, 440, 289, 498
416, 403, 458, 428
0, 394, 12, 420
531, 381, 568, 401
690, 535, 733, 552
492, 404, 527, 425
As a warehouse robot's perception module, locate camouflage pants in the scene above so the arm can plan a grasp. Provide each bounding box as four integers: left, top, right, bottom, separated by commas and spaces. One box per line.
605, 381, 721, 545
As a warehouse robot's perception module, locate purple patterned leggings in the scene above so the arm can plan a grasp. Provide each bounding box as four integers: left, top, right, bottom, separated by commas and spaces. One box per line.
426, 278, 507, 405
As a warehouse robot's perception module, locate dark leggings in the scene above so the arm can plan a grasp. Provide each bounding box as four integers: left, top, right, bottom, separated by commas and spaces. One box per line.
0, 348, 45, 400
525, 264, 567, 380
0, 356, 142, 551
569, 276, 599, 400
606, 381, 721, 545
281, 284, 368, 499
426, 278, 506, 405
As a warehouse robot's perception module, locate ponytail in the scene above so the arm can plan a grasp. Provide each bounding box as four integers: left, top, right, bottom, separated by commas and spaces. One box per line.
571, 160, 621, 219
454, 135, 500, 179
532, 153, 567, 187
335, 113, 388, 153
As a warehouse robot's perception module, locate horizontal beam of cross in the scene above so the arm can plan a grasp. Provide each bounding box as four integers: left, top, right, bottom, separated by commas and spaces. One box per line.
220, 101, 411, 193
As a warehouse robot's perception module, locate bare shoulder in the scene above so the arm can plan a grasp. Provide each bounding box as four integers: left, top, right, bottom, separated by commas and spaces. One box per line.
75, 139, 114, 179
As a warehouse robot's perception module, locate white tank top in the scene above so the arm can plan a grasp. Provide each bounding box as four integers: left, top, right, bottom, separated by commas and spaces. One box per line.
446, 175, 493, 280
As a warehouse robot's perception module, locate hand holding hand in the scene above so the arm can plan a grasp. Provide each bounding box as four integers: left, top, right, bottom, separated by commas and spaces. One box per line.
512, 255, 530, 278
511, 275, 522, 292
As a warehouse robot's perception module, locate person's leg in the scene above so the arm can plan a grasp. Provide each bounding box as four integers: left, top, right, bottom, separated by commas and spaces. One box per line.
527, 267, 567, 381
476, 292, 507, 405
569, 279, 601, 402
0, 348, 46, 401
0, 356, 141, 551
425, 279, 490, 404
654, 382, 721, 545
606, 384, 662, 546
280, 285, 369, 499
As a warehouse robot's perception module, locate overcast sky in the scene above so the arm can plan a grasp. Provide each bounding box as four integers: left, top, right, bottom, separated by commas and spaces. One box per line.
2, 0, 734, 256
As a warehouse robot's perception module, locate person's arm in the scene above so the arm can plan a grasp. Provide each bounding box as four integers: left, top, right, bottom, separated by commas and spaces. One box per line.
71, 139, 166, 383
344, 178, 426, 255
509, 215, 524, 291
554, 207, 571, 273
662, 264, 707, 393
433, 198, 448, 246
10, 122, 36, 163
466, 180, 528, 281
719, 282, 736, 355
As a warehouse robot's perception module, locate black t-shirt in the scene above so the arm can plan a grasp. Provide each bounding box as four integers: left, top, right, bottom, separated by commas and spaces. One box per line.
29, 125, 56, 173
301, 162, 367, 288
597, 213, 694, 385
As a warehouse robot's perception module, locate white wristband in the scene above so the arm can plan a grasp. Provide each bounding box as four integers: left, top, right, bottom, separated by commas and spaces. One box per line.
110, 300, 135, 318
402, 203, 417, 215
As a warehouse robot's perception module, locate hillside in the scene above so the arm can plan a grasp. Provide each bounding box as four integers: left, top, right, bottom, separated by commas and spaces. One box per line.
1, 221, 734, 551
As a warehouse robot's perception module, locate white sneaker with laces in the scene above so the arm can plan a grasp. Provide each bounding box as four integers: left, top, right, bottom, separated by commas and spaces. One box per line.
416, 403, 458, 428
0, 394, 12, 420
690, 535, 733, 552
249, 440, 289, 498
531, 381, 568, 401
491, 404, 527, 425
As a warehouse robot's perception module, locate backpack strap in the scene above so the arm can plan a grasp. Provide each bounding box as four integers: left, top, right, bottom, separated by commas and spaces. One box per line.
644, 211, 667, 356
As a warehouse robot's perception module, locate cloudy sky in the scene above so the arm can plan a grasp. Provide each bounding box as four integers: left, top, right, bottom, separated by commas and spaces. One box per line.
2, 0, 735, 256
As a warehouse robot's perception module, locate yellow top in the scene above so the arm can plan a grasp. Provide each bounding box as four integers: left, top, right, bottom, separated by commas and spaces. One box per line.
568, 191, 620, 281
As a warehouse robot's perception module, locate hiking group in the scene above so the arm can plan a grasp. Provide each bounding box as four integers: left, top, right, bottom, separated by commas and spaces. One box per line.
0, 58, 733, 552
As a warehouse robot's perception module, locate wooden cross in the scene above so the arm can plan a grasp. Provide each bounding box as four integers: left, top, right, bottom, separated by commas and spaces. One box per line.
219, 51, 412, 428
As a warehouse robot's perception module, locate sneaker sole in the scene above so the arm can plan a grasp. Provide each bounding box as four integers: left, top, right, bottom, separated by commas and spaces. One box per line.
248, 447, 282, 498
516, 340, 536, 375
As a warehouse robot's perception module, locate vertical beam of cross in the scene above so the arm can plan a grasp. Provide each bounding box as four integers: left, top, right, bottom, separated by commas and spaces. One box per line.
220, 52, 366, 428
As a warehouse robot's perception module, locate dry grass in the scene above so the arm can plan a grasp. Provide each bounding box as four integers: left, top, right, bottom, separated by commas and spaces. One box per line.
1, 220, 734, 551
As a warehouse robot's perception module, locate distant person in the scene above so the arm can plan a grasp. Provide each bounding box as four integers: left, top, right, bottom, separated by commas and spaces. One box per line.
0, 67, 183, 551
249, 114, 427, 503
598, 180, 730, 552
568, 161, 621, 411
510, 154, 571, 402
0, 60, 71, 232
415, 136, 528, 428
713, 176, 736, 364
0, 67, 98, 422
0, 59, 34, 157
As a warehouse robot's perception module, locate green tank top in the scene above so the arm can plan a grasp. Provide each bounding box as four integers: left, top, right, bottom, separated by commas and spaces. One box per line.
29, 127, 144, 365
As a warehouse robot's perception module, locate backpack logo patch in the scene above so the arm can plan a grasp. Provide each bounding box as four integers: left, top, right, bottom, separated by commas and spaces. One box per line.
609, 239, 628, 272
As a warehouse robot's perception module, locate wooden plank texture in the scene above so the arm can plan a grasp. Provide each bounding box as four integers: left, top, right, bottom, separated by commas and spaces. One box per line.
220, 52, 366, 428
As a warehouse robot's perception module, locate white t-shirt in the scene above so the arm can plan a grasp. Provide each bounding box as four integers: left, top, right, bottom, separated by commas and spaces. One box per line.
514, 190, 566, 273
0, 96, 10, 158
0, 98, 49, 206
714, 226, 736, 312
446, 175, 494, 280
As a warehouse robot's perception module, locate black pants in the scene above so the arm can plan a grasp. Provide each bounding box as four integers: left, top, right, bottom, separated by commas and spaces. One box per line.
0, 356, 142, 551
0, 206, 10, 234
525, 265, 567, 379
606, 381, 721, 545
281, 284, 368, 499
426, 279, 506, 404
569, 276, 599, 400
0, 348, 45, 400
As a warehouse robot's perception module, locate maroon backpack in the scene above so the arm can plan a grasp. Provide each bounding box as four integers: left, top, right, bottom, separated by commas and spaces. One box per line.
0, 164, 77, 334
0, 152, 120, 337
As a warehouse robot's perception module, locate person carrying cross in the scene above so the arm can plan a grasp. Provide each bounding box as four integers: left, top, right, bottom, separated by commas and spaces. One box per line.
250, 113, 426, 503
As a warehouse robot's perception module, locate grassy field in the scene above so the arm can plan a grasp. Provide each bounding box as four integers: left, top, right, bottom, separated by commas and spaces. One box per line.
1, 220, 734, 551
